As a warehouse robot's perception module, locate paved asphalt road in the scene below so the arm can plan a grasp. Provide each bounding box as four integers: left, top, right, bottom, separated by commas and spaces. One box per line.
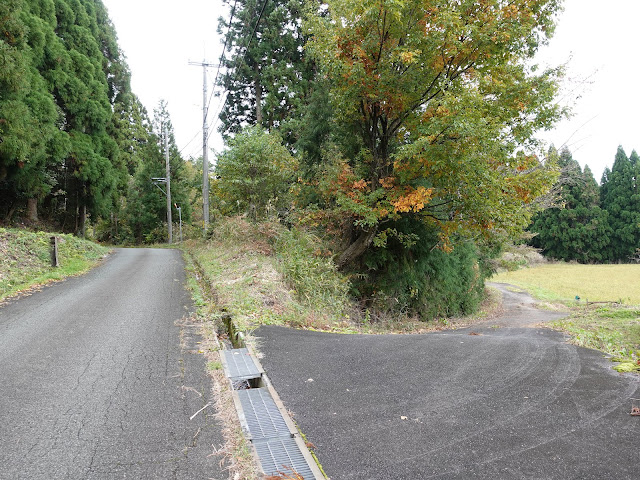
257, 287, 640, 479
0, 248, 224, 480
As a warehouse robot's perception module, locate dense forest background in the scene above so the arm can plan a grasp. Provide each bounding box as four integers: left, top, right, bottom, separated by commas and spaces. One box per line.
2, 0, 638, 319
529, 145, 640, 263
0, 0, 195, 242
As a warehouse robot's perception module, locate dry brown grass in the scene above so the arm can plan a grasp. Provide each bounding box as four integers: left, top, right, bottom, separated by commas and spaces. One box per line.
184, 219, 293, 326
492, 263, 640, 305
265, 467, 305, 479
203, 342, 260, 480
184, 217, 351, 332
182, 245, 262, 479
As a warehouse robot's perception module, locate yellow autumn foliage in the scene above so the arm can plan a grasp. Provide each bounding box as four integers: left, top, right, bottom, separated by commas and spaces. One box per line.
392, 186, 434, 213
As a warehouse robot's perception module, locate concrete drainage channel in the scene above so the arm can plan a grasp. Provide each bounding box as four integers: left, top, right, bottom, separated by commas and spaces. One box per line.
219, 318, 324, 479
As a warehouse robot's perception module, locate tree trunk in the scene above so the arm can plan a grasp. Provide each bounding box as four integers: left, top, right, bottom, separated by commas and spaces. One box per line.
27, 198, 38, 222
255, 65, 263, 126
6, 202, 16, 221
74, 197, 79, 235
80, 204, 86, 238
336, 226, 378, 269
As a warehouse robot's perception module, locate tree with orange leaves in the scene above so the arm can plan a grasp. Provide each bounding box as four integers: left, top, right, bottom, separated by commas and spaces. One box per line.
304, 0, 564, 268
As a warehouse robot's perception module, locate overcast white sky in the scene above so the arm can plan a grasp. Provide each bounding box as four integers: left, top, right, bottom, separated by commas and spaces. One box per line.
103, 0, 639, 181
103, 0, 227, 159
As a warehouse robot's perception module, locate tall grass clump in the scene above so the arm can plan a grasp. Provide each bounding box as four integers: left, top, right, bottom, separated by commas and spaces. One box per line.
274, 227, 351, 318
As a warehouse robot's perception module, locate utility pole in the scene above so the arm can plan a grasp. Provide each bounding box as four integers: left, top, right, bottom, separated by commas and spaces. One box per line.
164, 125, 172, 244
189, 60, 218, 234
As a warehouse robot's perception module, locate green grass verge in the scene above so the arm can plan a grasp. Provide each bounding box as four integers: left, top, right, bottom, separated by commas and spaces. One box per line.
0, 227, 110, 301
492, 263, 640, 372
181, 217, 353, 337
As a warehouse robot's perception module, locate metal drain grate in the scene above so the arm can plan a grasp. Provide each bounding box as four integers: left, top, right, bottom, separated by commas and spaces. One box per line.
253, 437, 315, 478
222, 348, 261, 381
221, 345, 322, 478
237, 388, 292, 441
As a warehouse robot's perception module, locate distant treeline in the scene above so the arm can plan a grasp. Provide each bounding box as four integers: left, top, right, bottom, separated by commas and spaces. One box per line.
0, 0, 194, 241
529, 146, 640, 263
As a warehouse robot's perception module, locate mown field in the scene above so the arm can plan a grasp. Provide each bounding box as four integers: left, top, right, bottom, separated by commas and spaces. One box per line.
492, 263, 640, 371
492, 263, 640, 304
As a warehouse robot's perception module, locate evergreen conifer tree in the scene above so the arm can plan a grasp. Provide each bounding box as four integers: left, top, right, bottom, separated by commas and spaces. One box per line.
529, 148, 611, 262
601, 146, 640, 261
122, 101, 192, 243
0, 0, 73, 221
217, 0, 311, 142
1, 0, 179, 242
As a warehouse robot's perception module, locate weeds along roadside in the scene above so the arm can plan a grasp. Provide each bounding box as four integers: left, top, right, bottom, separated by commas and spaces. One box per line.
550, 305, 640, 373
182, 217, 353, 336
181, 243, 260, 480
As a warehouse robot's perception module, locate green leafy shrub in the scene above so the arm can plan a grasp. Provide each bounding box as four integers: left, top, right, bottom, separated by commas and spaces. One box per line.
216, 127, 298, 220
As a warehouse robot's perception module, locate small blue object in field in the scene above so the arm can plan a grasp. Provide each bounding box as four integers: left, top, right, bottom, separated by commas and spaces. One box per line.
575, 295, 581, 301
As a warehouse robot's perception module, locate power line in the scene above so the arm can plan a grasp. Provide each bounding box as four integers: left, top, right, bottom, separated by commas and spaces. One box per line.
247, 0, 270, 53
188, 0, 270, 163
182, 0, 241, 160
208, 90, 230, 143
212, 0, 239, 88
201, 0, 239, 140
175, 2, 241, 186
179, 130, 202, 155
210, 0, 271, 138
